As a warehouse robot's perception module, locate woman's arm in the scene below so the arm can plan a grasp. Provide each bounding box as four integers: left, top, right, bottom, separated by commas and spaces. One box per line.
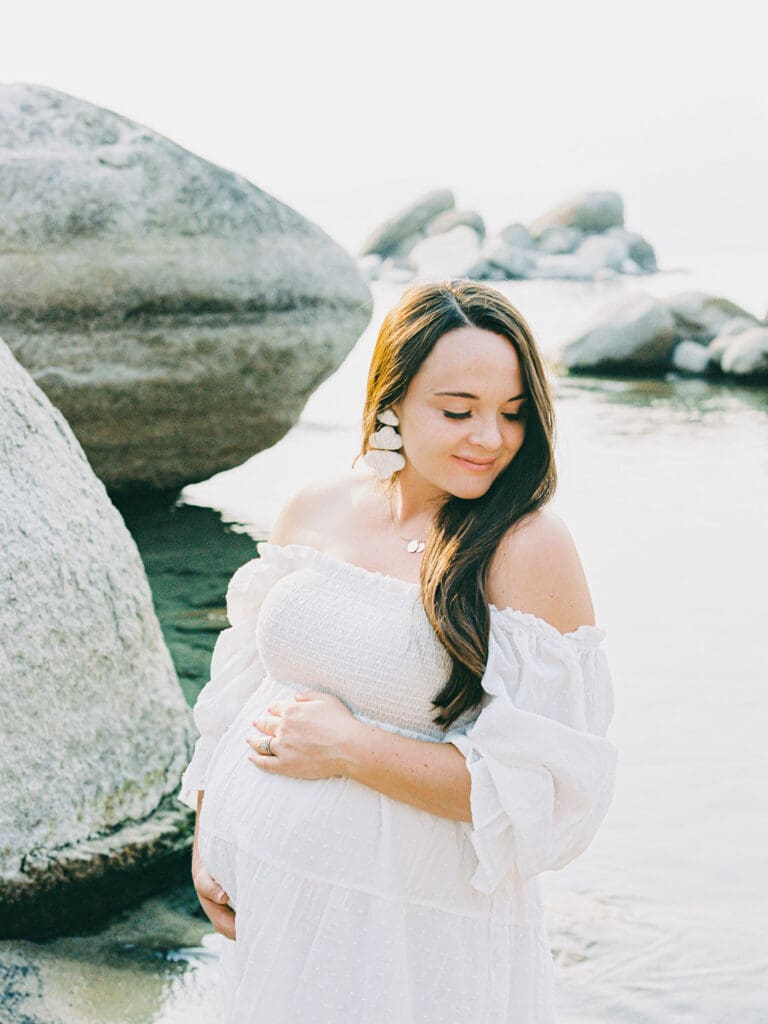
340, 719, 472, 821
247, 691, 471, 822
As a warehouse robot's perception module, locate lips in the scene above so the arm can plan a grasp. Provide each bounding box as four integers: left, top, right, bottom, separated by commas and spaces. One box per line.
453, 455, 496, 469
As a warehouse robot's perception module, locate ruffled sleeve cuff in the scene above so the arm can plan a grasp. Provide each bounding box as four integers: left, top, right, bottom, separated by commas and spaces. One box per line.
175, 544, 297, 811
178, 734, 220, 810
444, 609, 618, 893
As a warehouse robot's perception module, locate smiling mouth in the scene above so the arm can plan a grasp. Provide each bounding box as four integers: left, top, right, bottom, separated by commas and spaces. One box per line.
453, 455, 496, 469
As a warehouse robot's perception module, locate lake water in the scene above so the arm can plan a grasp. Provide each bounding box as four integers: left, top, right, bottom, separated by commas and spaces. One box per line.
4, 268, 765, 1023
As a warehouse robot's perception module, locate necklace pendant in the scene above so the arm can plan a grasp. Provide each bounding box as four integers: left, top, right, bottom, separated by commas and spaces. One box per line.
406, 539, 425, 554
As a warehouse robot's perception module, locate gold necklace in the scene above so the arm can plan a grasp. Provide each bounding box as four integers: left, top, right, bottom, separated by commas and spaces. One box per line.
387, 491, 426, 554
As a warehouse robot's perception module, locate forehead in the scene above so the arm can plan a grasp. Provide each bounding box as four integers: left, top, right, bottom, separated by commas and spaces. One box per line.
414, 326, 523, 392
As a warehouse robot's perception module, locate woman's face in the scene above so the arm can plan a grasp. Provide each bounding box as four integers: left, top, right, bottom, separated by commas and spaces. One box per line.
392, 326, 528, 501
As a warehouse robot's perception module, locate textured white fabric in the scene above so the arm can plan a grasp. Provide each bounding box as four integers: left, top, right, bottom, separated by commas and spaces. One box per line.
178, 542, 618, 1023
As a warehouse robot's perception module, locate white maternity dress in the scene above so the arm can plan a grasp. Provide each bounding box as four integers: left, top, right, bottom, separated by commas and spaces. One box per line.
178, 541, 618, 1023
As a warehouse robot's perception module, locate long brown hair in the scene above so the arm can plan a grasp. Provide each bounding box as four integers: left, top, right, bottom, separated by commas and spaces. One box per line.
357, 280, 557, 729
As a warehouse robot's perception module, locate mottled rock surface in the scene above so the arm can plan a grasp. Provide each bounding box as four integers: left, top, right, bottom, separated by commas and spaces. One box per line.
0, 339, 194, 937
0, 84, 372, 491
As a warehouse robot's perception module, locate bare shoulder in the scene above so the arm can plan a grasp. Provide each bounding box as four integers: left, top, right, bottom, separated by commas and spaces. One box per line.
268, 470, 372, 548
486, 508, 596, 634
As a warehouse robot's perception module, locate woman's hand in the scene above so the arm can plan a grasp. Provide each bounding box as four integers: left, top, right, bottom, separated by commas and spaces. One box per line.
192, 855, 236, 940
246, 690, 360, 779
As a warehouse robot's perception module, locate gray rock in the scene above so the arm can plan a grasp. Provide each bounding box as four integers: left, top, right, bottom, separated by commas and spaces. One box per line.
425, 208, 486, 238
526, 253, 594, 280
357, 253, 382, 282
605, 226, 657, 271
0, 84, 371, 492
0, 339, 194, 937
558, 295, 676, 372
465, 259, 508, 281
671, 340, 712, 374
719, 327, 768, 379
409, 225, 482, 279
621, 258, 643, 275
498, 222, 535, 249
535, 226, 584, 254
387, 230, 426, 260
379, 257, 417, 283
664, 291, 757, 344
715, 316, 757, 339
574, 233, 630, 272
528, 190, 624, 238
360, 189, 455, 257
706, 317, 758, 368
481, 236, 536, 278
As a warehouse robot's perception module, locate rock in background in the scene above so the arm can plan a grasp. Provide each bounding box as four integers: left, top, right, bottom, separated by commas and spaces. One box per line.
0, 84, 372, 493
358, 188, 657, 284
0, 338, 195, 938
557, 290, 765, 381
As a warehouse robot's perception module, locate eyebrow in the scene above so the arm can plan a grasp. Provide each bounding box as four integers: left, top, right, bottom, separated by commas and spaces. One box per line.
433, 390, 527, 401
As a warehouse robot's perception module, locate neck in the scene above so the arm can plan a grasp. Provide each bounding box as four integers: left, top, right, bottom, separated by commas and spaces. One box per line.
389, 466, 445, 534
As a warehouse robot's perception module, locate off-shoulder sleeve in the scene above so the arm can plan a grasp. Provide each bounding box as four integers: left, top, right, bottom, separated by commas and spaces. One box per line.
443, 609, 618, 893
177, 546, 292, 809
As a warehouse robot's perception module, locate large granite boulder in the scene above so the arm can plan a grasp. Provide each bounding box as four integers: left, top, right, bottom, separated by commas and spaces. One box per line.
0, 84, 372, 492
558, 295, 676, 373
528, 190, 624, 237
0, 338, 194, 938
359, 189, 455, 257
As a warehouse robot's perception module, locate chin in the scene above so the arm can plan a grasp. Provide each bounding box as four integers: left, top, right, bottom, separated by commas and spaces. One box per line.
446, 478, 495, 501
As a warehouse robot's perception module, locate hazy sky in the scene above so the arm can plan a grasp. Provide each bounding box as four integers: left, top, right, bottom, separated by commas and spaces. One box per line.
4, 0, 767, 260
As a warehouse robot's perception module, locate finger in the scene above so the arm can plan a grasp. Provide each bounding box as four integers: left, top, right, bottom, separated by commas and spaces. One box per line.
193, 867, 229, 904
293, 689, 323, 701
249, 715, 278, 735
200, 896, 237, 939
248, 747, 281, 771
245, 731, 279, 755
266, 699, 290, 715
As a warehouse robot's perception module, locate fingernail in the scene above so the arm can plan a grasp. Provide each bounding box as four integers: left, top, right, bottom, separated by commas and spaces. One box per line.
217, 889, 227, 901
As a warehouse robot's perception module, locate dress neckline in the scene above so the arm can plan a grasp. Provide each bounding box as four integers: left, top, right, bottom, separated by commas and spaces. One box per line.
256, 541, 606, 645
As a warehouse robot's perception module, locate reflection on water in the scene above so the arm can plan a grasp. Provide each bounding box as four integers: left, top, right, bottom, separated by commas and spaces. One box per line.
0, 885, 226, 1023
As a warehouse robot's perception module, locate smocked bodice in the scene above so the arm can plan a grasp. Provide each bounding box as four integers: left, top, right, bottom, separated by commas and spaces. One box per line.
255, 543, 476, 740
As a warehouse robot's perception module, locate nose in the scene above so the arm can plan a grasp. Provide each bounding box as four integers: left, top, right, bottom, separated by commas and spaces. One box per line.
467, 415, 503, 451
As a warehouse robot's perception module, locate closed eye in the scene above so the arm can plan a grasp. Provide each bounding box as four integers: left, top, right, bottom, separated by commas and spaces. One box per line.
443, 411, 524, 421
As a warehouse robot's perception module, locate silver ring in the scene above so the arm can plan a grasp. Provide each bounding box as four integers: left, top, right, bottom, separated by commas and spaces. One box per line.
258, 736, 275, 756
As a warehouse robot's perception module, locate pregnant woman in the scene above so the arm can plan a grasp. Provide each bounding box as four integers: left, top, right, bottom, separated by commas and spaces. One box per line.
178, 279, 618, 1023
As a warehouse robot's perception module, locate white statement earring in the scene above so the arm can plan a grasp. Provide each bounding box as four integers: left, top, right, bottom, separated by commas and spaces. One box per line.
363, 408, 406, 480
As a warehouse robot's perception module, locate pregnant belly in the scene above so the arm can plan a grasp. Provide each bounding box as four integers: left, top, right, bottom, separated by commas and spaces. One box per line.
197, 678, 490, 916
